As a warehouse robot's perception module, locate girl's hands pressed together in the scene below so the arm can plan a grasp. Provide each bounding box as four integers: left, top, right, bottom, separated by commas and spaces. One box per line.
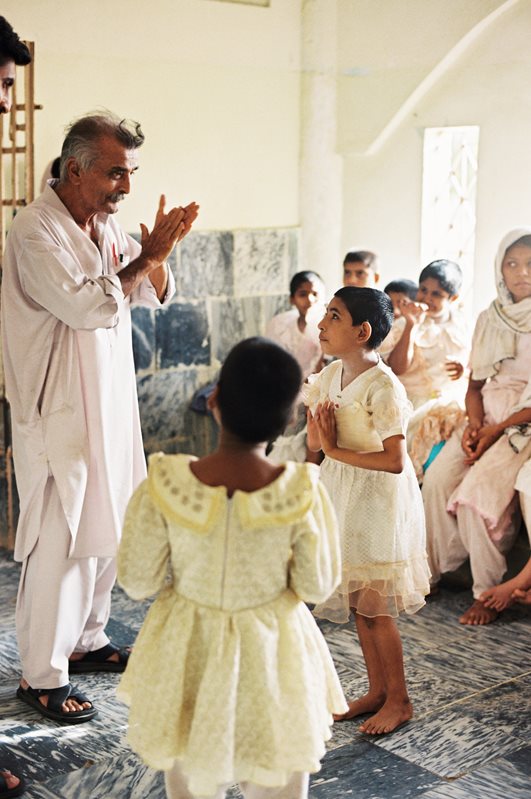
306, 406, 321, 452
313, 401, 339, 456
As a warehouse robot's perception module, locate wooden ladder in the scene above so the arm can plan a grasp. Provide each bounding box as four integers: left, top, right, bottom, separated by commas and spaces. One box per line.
0, 41, 41, 549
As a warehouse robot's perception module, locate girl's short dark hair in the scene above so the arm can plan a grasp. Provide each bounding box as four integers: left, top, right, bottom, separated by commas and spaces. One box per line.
384, 279, 418, 301
217, 338, 302, 443
334, 287, 393, 349
289, 270, 324, 297
418, 260, 462, 296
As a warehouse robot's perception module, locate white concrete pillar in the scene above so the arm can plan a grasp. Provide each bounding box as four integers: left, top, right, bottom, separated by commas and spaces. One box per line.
299, 0, 343, 293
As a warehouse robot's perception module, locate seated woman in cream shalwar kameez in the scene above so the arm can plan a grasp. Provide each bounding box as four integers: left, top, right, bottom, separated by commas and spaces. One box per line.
117, 338, 347, 799
422, 229, 531, 625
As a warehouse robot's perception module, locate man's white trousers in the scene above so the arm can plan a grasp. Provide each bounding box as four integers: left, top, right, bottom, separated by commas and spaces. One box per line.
16, 476, 115, 688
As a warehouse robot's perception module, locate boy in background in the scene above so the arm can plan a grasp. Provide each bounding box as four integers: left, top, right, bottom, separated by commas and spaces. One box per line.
266, 270, 325, 376
343, 250, 380, 288
266, 270, 326, 464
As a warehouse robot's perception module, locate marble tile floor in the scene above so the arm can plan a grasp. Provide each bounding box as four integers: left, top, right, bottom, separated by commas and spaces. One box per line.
0, 550, 529, 799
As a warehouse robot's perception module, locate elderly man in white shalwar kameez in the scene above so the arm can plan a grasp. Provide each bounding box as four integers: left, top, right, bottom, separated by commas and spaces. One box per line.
1, 112, 199, 723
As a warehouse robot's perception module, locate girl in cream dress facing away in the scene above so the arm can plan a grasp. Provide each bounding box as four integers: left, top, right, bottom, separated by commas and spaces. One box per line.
117, 337, 347, 799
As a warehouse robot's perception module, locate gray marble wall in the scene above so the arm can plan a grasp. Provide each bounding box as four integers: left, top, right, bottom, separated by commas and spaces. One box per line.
0, 227, 300, 548
131, 227, 300, 457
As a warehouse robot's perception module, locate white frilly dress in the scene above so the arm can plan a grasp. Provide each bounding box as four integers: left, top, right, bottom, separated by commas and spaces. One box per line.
304, 360, 430, 623
117, 454, 347, 797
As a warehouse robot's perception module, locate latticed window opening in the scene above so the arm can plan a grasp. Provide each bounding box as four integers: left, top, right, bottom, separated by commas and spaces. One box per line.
420, 126, 480, 300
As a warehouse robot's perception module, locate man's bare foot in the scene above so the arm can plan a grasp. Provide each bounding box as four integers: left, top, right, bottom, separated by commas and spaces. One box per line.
459, 599, 498, 625
69, 651, 121, 664
359, 698, 413, 735
19, 678, 91, 712
512, 588, 531, 605
333, 691, 385, 721
0, 768, 21, 791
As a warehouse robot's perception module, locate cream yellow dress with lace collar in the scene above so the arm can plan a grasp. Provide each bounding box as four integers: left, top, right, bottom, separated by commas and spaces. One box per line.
117, 454, 347, 797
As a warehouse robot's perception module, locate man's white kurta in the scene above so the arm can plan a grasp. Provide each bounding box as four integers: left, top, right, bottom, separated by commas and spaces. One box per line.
1, 182, 175, 562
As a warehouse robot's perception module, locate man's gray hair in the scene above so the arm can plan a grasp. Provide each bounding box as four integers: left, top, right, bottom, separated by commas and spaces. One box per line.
59, 112, 145, 182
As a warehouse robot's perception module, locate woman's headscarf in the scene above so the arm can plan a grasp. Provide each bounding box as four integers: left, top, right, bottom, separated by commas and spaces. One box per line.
470, 228, 531, 381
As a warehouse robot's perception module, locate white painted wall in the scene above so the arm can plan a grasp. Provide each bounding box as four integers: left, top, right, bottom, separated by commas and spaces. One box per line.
340, 0, 531, 314
5, 0, 531, 316
4, 0, 301, 232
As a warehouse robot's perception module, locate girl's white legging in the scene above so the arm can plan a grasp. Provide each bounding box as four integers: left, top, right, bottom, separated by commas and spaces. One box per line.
164, 763, 309, 799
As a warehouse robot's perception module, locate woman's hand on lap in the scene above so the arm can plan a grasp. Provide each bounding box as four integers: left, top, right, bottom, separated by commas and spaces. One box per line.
467, 423, 503, 461
461, 422, 480, 459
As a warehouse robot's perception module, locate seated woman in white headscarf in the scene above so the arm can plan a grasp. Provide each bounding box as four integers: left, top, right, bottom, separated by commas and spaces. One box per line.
422, 229, 531, 625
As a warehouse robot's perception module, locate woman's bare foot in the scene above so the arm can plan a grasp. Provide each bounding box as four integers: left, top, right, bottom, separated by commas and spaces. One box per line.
459, 599, 498, 625
512, 587, 531, 605
19, 678, 91, 712
333, 691, 385, 721
480, 579, 520, 611
0, 768, 21, 791
359, 698, 413, 735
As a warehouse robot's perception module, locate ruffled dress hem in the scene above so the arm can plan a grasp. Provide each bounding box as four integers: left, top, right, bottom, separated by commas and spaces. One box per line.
314, 552, 431, 623
117, 586, 347, 795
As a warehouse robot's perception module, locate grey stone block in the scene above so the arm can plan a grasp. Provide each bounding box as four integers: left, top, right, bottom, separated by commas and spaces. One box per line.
179, 231, 233, 298
155, 301, 210, 368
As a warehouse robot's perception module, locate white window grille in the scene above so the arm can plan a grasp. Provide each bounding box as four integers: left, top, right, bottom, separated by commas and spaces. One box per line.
420, 126, 479, 299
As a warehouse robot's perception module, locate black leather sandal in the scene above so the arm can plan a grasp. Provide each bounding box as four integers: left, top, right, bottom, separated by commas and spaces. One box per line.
16, 683, 97, 724
68, 642, 131, 673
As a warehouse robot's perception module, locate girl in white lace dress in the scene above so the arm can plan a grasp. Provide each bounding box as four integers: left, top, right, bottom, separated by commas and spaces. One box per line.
305, 287, 430, 736
117, 338, 347, 799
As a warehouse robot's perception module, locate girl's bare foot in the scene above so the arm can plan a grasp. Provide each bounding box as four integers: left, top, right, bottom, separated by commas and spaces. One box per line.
459, 599, 498, 625
480, 579, 519, 611
19, 678, 91, 712
359, 698, 413, 735
333, 691, 385, 721
512, 587, 531, 605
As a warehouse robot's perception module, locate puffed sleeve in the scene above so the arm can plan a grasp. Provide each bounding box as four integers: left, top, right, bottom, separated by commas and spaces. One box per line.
118, 479, 170, 600
289, 480, 341, 604
369, 376, 412, 441
301, 361, 338, 412
379, 316, 406, 361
